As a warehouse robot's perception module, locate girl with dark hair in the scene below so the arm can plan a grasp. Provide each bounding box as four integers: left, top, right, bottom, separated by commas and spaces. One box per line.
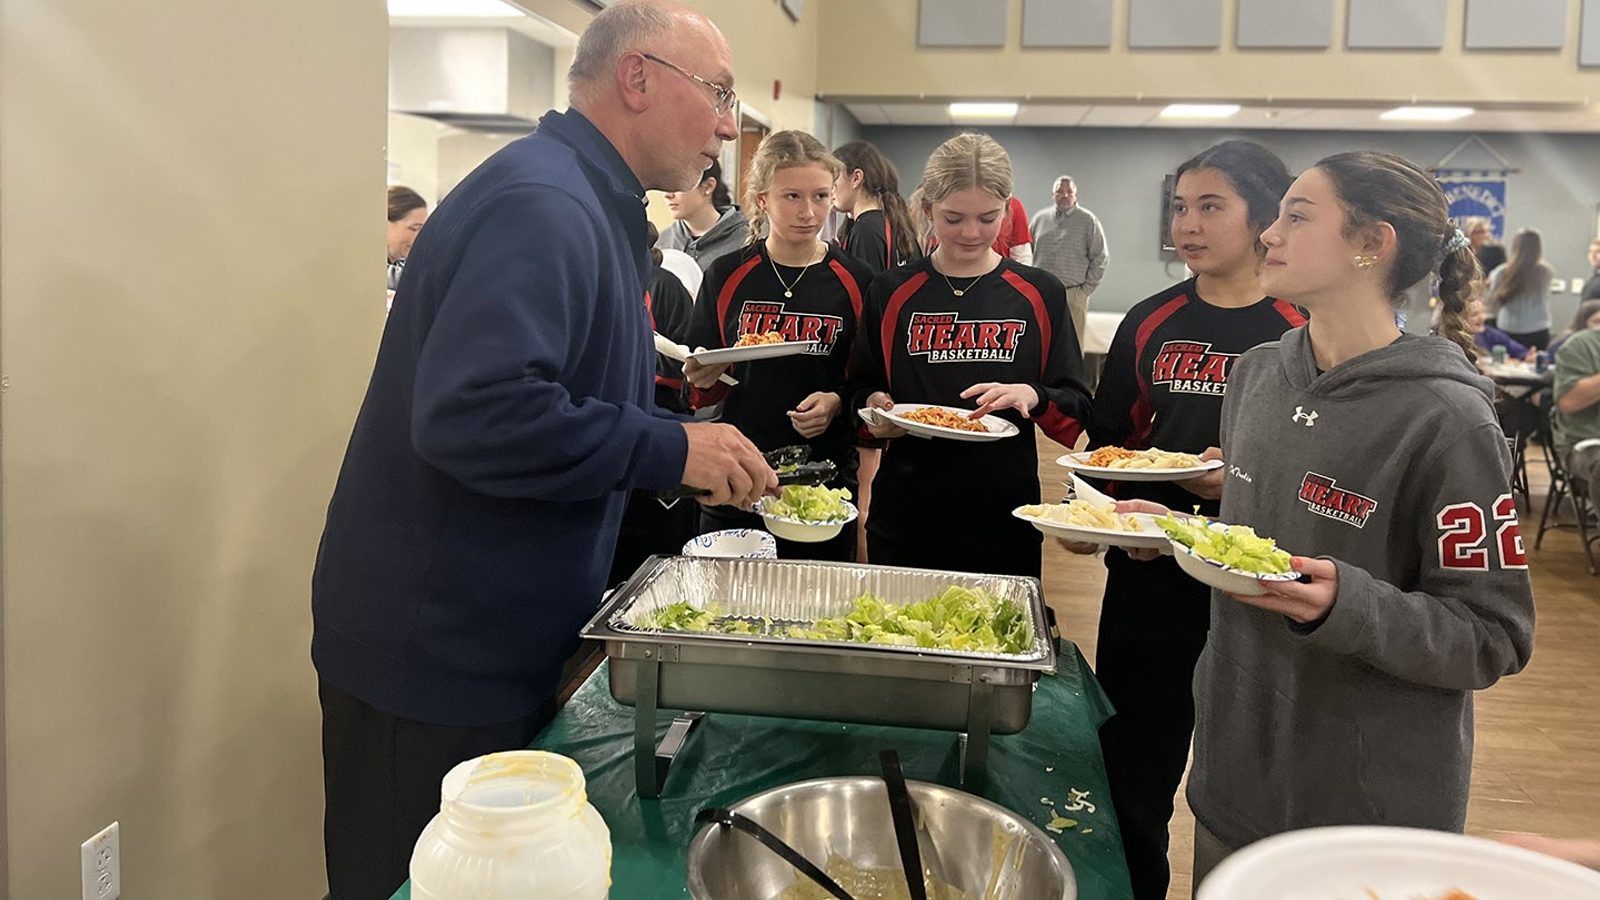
1076, 140, 1304, 899
657, 157, 749, 271
1124, 151, 1535, 889
831, 141, 922, 272
1486, 228, 1556, 350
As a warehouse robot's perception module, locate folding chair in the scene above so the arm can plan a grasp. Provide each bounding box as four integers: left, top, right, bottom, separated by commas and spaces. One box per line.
1535, 405, 1598, 575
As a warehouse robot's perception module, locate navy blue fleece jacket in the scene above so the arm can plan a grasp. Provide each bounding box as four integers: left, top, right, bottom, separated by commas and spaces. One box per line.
311, 110, 688, 725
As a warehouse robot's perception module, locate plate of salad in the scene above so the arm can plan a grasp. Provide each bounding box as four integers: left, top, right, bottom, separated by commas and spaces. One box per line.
1158, 515, 1300, 596
757, 484, 858, 543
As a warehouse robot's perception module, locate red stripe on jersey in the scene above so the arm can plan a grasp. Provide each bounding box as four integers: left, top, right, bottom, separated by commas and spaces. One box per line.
655, 375, 684, 390
644, 289, 654, 322
1129, 295, 1191, 448
881, 271, 930, 383
1036, 402, 1083, 448
1001, 269, 1052, 379
690, 381, 731, 410
828, 259, 864, 321
1272, 299, 1307, 328
715, 254, 764, 345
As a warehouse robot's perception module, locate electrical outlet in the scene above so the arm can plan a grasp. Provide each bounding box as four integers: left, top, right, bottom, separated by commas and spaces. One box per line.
1574, 278, 1587, 294
1551, 278, 1567, 294
80, 822, 121, 900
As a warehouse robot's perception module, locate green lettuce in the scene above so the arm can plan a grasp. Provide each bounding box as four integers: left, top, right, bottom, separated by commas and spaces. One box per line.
763, 484, 853, 523
1158, 516, 1292, 575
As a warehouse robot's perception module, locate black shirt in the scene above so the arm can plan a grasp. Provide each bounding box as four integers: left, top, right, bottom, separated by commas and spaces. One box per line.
646, 265, 694, 414
850, 256, 1092, 548
1090, 278, 1306, 513
1582, 269, 1600, 302
689, 244, 873, 471
840, 209, 892, 273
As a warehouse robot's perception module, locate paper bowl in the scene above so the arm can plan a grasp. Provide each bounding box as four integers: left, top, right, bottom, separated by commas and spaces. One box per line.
757, 500, 859, 544
681, 529, 778, 559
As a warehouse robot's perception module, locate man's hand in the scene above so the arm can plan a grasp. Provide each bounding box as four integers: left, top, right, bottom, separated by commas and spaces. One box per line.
1116, 499, 1173, 561
1178, 447, 1225, 500
683, 356, 731, 390
680, 422, 777, 508
864, 391, 907, 439
789, 392, 842, 439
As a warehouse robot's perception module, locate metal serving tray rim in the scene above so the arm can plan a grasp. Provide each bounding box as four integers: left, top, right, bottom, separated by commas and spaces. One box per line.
580, 556, 1059, 672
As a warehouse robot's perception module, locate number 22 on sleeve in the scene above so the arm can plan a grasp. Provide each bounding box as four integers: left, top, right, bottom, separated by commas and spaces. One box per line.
1437, 493, 1527, 571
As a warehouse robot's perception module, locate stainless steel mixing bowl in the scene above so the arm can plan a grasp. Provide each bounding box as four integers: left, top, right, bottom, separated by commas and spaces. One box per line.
685, 777, 1076, 900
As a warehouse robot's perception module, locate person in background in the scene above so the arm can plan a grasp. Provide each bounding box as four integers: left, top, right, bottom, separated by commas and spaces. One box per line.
831, 140, 922, 272
1467, 216, 1508, 284
1124, 151, 1534, 891
1553, 320, 1600, 516
1030, 174, 1109, 349
830, 140, 922, 561
310, 4, 775, 896
1486, 228, 1555, 350
657, 156, 748, 271
683, 131, 872, 561
610, 221, 700, 586
854, 132, 1092, 579
1581, 238, 1600, 302
1456, 296, 1537, 361
386, 185, 428, 290
1550, 299, 1600, 358
1078, 140, 1303, 900
992, 195, 1033, 265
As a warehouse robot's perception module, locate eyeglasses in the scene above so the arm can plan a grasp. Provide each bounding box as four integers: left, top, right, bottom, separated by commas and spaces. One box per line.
642, 53, 738, 116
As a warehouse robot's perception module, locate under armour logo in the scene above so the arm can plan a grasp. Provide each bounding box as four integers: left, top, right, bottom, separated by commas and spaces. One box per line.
1292, 406, 1319, 427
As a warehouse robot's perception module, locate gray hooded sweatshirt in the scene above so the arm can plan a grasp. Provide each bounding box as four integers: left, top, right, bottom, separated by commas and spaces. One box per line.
656, 206, 749, 272
1189, 327, 1535, 849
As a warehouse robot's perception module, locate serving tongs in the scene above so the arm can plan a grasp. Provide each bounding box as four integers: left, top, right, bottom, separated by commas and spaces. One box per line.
656, 445, 836, 500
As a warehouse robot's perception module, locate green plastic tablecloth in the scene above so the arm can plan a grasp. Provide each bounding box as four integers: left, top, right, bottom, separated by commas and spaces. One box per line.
393, 642, 1132, 900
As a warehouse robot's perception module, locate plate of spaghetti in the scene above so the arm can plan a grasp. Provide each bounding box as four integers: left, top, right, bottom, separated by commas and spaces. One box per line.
858, 403, 1020, 442
686, 333, 820, 365
1058, 446, 1221, 482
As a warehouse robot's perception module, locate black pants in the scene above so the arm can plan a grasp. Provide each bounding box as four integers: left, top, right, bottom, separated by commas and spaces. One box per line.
700, 503, 856, 562
319, 681, 555, 900
1505, 328, 1551, 351
1094, 551, 1212, 900
610, 488, 698, 586
866, 530, 1042, 579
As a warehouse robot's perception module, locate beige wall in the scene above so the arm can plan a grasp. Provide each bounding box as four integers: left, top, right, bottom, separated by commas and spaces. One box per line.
816, 0, 1600, 105
0, 0, 385, 897
389, 112, 445, 205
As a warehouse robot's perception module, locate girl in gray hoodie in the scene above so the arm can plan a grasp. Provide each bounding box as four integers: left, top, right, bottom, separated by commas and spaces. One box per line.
1124, 151, 1536, 886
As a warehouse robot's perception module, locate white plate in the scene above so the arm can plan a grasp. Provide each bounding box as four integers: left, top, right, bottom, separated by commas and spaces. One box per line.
1058, 450, 1222, 482
858, 403, 1021, 443
756, 499, 859, 544
1168, 520, 1299, 597
1012, 506, 1170, 550
1197, 826, 1600, 900
685, 340, 820, 366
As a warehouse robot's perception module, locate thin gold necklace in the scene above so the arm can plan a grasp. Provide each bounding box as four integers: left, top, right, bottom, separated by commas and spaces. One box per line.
769, 243, 821, 298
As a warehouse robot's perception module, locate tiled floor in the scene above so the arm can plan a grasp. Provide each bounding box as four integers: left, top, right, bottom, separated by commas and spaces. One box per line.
1032, 437, 1600, 899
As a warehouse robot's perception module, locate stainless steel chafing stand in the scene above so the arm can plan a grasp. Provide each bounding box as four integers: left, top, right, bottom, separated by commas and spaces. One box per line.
579, 556, 1059, 798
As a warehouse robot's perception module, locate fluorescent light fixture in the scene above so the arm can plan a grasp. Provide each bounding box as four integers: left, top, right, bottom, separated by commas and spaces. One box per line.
1159, 103, 1241, 120
1379, 105, 1474, 122
388, 0, 523, 18
948, 102, 1019, 120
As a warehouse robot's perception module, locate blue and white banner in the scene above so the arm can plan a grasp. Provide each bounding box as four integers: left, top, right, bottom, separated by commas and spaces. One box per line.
1437, 170, 1509, 240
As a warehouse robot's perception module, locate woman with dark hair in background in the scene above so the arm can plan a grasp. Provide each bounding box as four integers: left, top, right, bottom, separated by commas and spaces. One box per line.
832, 140, 922, 272
386, 185, 428, 290
1074, 140, 1303, 899
1123, 151, 1534, 890
1486, 228, 1555, 350
657, 157, 748, 271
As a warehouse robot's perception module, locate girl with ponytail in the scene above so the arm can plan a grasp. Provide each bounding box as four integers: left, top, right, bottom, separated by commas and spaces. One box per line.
831, 141, 922, 271
1120, 151, 1534, 890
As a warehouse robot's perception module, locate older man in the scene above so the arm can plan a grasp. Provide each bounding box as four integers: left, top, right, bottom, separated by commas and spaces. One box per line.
1030, 174, 1109, 346
1555, 326, 1600, 517
310, 2, 772, 896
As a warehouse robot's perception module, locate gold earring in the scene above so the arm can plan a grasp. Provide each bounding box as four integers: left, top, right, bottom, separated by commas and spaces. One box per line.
1353, 254, 1378, 270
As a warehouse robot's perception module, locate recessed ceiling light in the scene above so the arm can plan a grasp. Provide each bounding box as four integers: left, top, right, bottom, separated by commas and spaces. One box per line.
1379, 105, 1474, 122
948, 102, 1019, 120
388, 0, 523, 18
1159, 104, 1241, 120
